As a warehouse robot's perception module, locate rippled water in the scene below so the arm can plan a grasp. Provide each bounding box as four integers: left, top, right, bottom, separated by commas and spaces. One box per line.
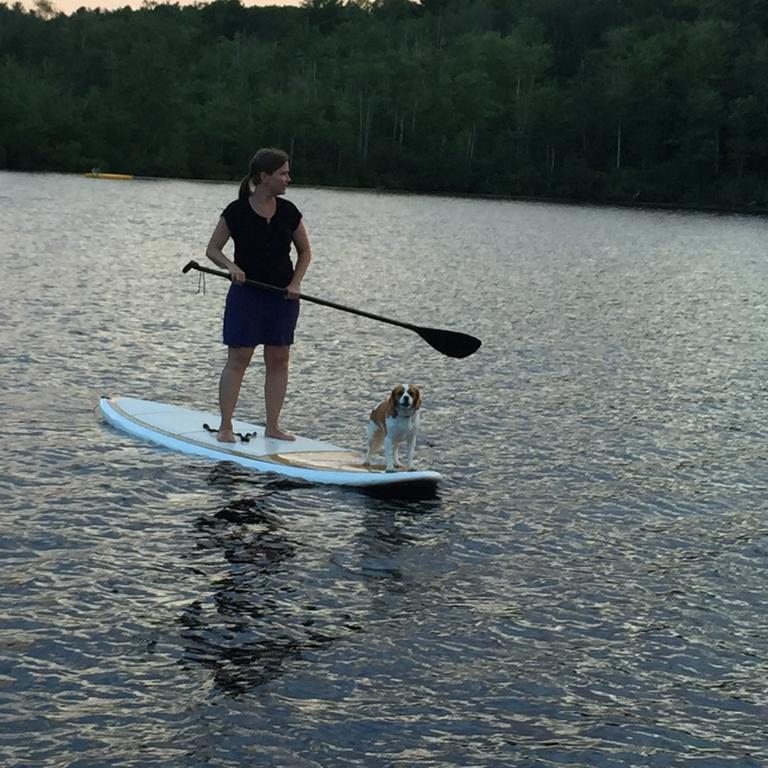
1, 170, 767, 767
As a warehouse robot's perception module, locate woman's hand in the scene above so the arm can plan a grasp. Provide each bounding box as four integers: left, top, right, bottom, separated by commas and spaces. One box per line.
285, 278, 302, 300
228, 263, 246, 284
288, 221, 311, 300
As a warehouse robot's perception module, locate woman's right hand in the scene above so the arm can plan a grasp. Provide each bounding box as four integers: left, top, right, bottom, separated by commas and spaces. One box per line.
228, 264, 246, 284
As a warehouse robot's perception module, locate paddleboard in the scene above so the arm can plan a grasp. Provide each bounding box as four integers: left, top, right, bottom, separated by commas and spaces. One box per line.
99, 397, 441, 491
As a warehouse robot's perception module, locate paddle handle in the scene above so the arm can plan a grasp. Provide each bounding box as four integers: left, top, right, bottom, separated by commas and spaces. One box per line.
183, 260, 419, 332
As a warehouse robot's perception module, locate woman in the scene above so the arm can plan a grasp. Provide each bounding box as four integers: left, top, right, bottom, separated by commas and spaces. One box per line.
206, 147, 312, 442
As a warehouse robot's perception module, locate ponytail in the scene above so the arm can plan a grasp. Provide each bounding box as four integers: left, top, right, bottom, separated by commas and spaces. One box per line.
237, 175, 253, 199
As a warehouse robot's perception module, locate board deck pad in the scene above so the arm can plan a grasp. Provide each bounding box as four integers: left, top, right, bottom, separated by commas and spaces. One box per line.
99, 397, 441, 489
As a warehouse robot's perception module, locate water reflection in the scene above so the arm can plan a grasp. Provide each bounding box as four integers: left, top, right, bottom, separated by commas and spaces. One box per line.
178, 466, 330, 695
354, 499, 439, 588
178, 465, 444, 696
360, 478, 441, 502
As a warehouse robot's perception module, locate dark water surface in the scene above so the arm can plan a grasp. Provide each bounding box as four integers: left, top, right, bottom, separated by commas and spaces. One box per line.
1, 171, 767, 767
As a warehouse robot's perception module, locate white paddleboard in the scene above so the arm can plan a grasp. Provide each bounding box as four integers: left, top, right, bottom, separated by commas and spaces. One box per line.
99, 397, 441, 490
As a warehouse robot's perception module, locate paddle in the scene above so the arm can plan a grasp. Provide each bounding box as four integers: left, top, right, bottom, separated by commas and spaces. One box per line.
182, 260, 481, 358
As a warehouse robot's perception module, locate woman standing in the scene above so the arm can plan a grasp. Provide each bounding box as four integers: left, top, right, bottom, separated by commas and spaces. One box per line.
205, 148, 312, 442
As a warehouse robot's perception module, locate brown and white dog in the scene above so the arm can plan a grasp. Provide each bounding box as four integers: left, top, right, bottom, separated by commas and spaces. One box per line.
363, 384, 422, 472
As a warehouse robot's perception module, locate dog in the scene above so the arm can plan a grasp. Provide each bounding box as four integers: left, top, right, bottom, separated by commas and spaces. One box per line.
363, 384, 422, 472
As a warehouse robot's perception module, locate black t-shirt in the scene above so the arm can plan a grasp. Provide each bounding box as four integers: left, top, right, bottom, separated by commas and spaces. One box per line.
221, 197, 302, 286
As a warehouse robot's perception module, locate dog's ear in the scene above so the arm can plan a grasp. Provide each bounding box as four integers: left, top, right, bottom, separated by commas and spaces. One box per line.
411, 385, 422, 409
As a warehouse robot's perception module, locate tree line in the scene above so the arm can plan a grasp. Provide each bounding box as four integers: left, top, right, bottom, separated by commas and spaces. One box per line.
2, 0, 768, 209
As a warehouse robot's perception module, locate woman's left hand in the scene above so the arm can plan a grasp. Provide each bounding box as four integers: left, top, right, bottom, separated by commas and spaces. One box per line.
285, 279, 302, 300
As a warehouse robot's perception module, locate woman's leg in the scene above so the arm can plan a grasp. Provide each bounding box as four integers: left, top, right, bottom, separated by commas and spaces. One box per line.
217, 346, 255, 442
263, 344, 294, 440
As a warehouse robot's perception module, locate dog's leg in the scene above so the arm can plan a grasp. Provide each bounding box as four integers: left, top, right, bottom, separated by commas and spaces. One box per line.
392, 438, 402, 469
405, 433, 417, 470
364, 421, 382, 466
384, 434, 396, 472
405, 413, 420, 470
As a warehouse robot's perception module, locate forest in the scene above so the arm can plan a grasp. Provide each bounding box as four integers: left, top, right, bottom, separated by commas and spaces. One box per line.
2, 0, 768, 209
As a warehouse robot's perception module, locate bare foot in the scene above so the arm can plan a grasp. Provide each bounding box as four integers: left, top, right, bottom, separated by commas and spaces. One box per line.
265, 427, 296, 441
217, 428, 236, 443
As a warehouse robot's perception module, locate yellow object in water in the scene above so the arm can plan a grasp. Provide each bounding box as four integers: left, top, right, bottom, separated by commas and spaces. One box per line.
84, 171, 134, 180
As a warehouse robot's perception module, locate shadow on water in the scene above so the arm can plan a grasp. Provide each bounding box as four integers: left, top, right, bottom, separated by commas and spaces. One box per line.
204, 461, 315, 493
177, 463, 443, 696
204, 459, 440, 501
177, 465, 327, 695
354, 497, 444, 589
360, 480, 440, 502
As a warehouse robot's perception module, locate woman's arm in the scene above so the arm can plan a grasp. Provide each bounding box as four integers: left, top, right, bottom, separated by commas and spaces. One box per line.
206, 217, 245, 284
286, 220, 312, 298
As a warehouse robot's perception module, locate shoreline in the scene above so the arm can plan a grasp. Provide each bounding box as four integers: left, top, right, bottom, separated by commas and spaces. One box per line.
6, 167, 767, 218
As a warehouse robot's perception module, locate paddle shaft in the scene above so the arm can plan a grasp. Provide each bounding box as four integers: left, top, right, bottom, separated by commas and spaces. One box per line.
186, 260, 428, 334
182, 260, 481, 357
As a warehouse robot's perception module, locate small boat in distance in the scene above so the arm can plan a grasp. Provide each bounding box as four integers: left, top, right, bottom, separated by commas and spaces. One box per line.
85, 168, 133, 180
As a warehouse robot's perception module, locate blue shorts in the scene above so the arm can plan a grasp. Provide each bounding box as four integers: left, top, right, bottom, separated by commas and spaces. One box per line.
222, 284, 300, 347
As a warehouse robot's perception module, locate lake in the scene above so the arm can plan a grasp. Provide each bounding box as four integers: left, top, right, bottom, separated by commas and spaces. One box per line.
1, 170, 766, 767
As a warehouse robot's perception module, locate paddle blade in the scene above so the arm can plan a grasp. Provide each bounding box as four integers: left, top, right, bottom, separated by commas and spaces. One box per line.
416, 326, 482, 358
